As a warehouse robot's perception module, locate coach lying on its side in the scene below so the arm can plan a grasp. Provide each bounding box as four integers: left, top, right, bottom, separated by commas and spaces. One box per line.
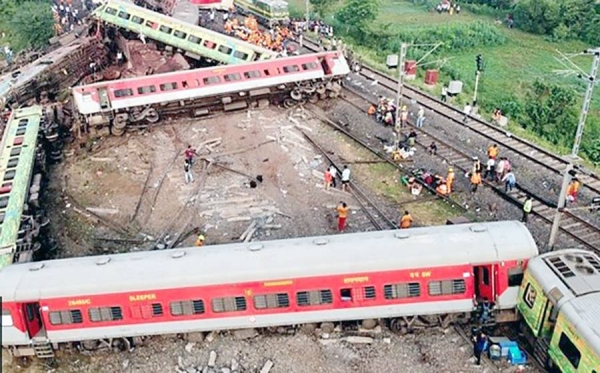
71, 51, 349, 135
1, 221, 537, 358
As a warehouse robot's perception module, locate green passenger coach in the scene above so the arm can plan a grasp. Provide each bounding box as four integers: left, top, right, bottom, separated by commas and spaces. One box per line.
517, 249, 600, 372
94, 0, 277, 65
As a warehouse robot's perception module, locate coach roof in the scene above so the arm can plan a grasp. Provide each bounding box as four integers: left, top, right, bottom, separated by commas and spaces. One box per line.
0, 221, 538, 301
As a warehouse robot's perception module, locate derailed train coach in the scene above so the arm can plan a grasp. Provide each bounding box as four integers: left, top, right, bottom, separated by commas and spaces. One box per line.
1, 221, 538, 358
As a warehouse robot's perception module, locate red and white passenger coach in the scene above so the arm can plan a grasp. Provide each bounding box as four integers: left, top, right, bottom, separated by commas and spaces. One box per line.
1, 221, 538, 357
72, 51, 349, 134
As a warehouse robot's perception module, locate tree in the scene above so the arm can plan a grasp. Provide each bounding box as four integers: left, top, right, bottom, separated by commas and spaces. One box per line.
8, 1, 54, 51
335, 0, 379, 40
310, 0, 336, 18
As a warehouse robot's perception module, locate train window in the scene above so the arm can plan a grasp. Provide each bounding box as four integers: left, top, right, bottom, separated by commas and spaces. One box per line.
211, 296, 247, 313
253, 293, 290, 310
0, 196, 8, 209
25, 304, 35, 322
296, 290, 333, 306
16, 128, 26, 136
114, 88, 134, 98
1, 309, 12, 326
137, 85, 157, 95
244, 70, 261, 79
48, 310, 83, 325
131, 15, 144, 24
263, 69, 271, 76
558, 333, 581, 368
428, 279, 466, 296
174, 30, 187, 39
7, 158, 18, 168
301, 62, 318, 71
203, 76, 221, 85
0, 212, 5, 224
117, 11, 130, 20
182, 81, 189, 88
18, 119, 28, 127
340, 289, 352, 301
233, 50, 249, 61
218, 45, 233, 55
151, 303, 163, 316
88, 306, 123, 322
224, 73, 241, 82
188, 35, 202, 44
283, 65, 300, 73
145, 20, 156, 28
523, 283, 537, 308
160, 82, 178, 91
10, 147, 21, 157
170, 300, 205, 316
4, 170, 16, 181
203, 40, 216, 49
105, 7, 118, 16
508, 267, 524, 287
364, 286, 376, 299
159, 25, 173, 34
482, 267, 490, 285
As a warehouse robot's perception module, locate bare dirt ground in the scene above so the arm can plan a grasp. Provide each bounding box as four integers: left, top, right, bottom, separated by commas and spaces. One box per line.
3, 107, 528, 373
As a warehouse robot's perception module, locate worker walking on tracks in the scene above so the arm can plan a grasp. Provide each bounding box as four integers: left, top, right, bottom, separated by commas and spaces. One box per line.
502, 171, 516, 193
399, 211, 413, 229
470, 171, 482, 193
336, 202, 349, 232
566, 178, 580, 203
446, 167, 455, 193
184, 145, 199, 166
487, 144, 499, 160
329, 164, 338, 188
324, 168, 332, 190
184, 159, 194, 184
341, 165, 351, 192
484, 157, 495, 181
522, 197, 533, 223
416, 107, 425, 128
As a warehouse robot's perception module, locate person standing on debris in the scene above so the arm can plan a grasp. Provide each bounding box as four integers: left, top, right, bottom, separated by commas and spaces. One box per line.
324, 168, 332, 190
399, 211, 413, 229
473, 331, 488, 366
472, 157, 482, 174
416, 107, 425, 128
566, 178, 580, 203
522, 197, 533, 223
184, 159, 194, 184
470, 171, 482, 193
184, 145, 198, 166
195, 234, 205, 247
502, 171, 516, 193
329, 164, 338, 188
336, 202, 349, 232
446, 167, 455, 193
341, 165, 351, 192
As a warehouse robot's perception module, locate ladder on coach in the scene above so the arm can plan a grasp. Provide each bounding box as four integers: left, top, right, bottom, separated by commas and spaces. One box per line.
32, 339, 54, 359
532, 337, 550, 366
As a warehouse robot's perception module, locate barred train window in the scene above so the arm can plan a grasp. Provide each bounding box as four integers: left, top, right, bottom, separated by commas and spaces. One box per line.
188, 35, 202, 44
244, 70, 261, 79
218, 45, 232, 55
296, 290, 332, 306
233, 50, 249, 60
428, 279, 466, 296
49, 310, 83, 325
131, 16, 144, 24
170, 300, 205, 316
151, 303, 163, 316
224, 73, 241, 82
203, 76, 221, 85
159, 25, 173, 34
137, 85, 156, 94
117, 11, 130, 20
253, 293, 290, 309
212, 296, 247, 313
283, 65, 300, 73
302, 62, 318, 71
89, 306, 123, 322
384, 282, 421, 299
114, 88, 134, 98
160, 82, 178, 91
105, 7, 117, 15
174, 30, 187, 39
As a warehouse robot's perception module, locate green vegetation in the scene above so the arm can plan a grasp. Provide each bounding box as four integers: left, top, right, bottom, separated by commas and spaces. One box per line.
0, 0, 54, 52
291, 0, 600, 167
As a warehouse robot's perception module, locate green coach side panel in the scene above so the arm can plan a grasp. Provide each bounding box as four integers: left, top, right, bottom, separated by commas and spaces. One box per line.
549, 312, 600, 373
517, 271, 548, 337
94, 0, 276, 65
0, 106, 42, 270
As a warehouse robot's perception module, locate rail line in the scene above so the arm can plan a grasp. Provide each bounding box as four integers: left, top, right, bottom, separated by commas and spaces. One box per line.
302, 39, 600, 205
338, 88, 600, 253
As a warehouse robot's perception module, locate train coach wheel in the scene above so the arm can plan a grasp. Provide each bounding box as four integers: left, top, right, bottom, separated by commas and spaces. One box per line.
113, 114, 128, 130
300, 323, 318, 334
290, 89, 302, 101
361, 319, 377, 330
390, 318, 408, 335
283, 98, 296, 108
81, 340, 99, 350
328, 91, 340, 99
145, 109, 160, 124
320, 322, 335, 334
111, 126, 125, 137
316, 84, 326, 95
308, 94, 319, 104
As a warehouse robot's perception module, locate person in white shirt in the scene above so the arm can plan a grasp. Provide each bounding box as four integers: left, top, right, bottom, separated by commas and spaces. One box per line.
329, 164, 337, 188
416, 107, 425, 128
484, 157, 495, 181
341, 165, 351, 192
463, 103, 472, 123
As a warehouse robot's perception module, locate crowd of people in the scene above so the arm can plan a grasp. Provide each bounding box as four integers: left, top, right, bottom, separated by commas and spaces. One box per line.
52, 0, 85, 36
436, 0, 461, 14
223, 16, 294, 53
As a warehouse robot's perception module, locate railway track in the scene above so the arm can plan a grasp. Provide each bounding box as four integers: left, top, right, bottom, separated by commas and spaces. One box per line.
304, 39, 600, 195
339, 88, 600, 254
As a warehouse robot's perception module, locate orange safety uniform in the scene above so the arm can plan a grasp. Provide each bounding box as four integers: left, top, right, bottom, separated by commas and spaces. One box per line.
337, 204, 349, 231
324, 170, 332, 186
487, 146, 498, 160
400, 214, 413, 229
436, 183, 449, 196
368, 104, 376, 115
470, 172, 482, 185
567, 180, 580, 198
446, 171, 455, 192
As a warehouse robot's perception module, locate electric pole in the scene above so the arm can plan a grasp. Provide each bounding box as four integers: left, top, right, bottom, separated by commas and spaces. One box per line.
305, 0, 310, 30
393, 42, 408, 148
473, 54, 483, 107
548, 48, 600, 250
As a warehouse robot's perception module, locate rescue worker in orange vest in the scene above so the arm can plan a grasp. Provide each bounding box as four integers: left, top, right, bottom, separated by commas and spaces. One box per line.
436, 182, 449, 196
336, 202, 349, 232
195, 234, 205, 247
487, 144, 499, 160
470, 171, 482, 193
566, 178, 581, 203
446, 167, 455, 193
399, 211, 413, 229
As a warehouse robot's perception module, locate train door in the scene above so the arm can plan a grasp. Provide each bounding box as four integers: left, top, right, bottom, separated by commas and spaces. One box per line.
98, 88, 111, 110
474, 265, 495, 302
319, 57, 332, 75
21, 302, 43, 338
